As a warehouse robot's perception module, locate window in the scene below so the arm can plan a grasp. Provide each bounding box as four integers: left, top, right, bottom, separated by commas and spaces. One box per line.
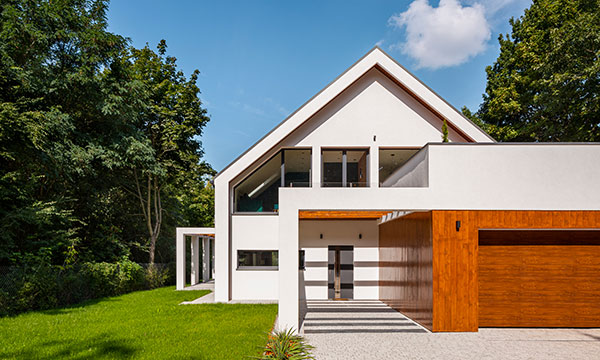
283, 149, 311, 188
322, 149, 368, 187
299, 250, 306, 270
379, 148, 420, 186
234, 149, 311, 212
237, 250, 279, 269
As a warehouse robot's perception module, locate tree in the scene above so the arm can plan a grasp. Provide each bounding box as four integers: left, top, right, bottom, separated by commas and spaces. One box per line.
476, 0, 600, 142
441, 119, 449, 142
125, 41, 211, 264
0, 1, 215, 267
0, 0, 136, 265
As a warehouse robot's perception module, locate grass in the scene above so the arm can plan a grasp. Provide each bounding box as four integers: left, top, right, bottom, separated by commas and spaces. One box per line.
0, 287, 278, 359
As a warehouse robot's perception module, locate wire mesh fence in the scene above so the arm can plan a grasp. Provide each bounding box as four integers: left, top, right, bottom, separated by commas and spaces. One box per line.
0, 266, 18, 293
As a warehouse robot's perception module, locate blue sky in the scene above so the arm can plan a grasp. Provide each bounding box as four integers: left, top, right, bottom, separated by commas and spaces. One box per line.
107, 0, 531, 172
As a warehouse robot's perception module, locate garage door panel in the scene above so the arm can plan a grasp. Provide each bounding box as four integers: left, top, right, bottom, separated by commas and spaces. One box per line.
479, 240, 600, 327
479, 278, 600, 301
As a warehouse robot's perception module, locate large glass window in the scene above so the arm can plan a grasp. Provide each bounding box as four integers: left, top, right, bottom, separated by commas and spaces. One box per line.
237, 250, 278, 269
234, 149, 311, 212
283, 149, 311, 188
379, 148, 420, 186
322, 149, 368, 187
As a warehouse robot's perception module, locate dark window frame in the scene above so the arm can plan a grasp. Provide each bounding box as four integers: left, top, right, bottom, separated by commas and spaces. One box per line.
320, 147, 370, 188
232, 147, 312, 214
237, 250, 279, 270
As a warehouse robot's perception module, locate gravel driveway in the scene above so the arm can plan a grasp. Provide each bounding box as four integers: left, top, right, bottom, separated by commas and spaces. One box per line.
302, 300, 600, 360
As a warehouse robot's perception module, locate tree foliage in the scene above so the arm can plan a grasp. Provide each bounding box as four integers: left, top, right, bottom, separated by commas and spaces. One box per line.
0, 0, 214, 267
125, 41, 212, 263
474, 0, 600, 142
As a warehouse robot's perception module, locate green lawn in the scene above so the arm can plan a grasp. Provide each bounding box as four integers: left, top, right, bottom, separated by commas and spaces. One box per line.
0, 287, 278, 359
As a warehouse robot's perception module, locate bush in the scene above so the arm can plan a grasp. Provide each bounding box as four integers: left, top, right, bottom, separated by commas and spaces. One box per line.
258, 328, 315, 360
0, 260, 173, 316
81, 260, 146, 298
15, 266, 58, 311
145, 264, 170, 289
0, 264, 59, 315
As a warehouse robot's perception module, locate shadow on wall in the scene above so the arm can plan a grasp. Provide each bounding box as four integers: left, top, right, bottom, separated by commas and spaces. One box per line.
299, 270, 307, 327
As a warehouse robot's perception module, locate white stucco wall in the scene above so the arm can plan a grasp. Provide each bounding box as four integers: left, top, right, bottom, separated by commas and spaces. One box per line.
230, 214, 279, 300
427, 144, 600, 209
292, 68, 465, 149
216, 66, 476, 304
299, 220, 379, 300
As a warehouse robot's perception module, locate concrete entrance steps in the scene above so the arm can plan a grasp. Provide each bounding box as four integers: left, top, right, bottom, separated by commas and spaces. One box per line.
302, 300, 428, 334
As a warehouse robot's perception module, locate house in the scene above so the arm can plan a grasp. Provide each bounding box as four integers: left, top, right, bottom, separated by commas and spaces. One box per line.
176, 47, 600, 332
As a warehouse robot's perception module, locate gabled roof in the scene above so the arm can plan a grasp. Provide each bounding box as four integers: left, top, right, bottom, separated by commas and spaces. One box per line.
215, 46, 494, 181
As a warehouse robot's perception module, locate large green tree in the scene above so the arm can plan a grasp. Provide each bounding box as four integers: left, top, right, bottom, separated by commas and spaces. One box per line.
124, 41, 212, 264
0, 0, 214, 266
0, 0, 135, 265
475, 0, 600, 142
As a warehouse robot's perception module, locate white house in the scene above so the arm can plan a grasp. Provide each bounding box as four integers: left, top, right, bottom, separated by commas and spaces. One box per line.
176, 47, 600, 332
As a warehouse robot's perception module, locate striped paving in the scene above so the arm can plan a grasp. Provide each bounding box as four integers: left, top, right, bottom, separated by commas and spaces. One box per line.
301, 300, 427, 334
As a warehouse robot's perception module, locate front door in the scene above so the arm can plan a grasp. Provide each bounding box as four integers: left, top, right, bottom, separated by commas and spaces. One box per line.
328, 245, 353, 299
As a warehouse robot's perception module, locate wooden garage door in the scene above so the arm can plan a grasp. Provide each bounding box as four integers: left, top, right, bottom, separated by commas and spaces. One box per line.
478, 230, 600, 327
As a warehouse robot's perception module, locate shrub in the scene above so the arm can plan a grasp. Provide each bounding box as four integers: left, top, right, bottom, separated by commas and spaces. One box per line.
258, 328, 315, 360
81, 260, 146, 298
0, 264, 59, 315
145, 264, 170, 289
15, 267, 58, 311
0, 259, 164, 316
56, 269, 93, 305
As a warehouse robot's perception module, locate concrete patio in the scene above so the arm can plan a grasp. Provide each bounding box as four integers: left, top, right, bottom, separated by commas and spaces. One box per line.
179, 281, 277, 305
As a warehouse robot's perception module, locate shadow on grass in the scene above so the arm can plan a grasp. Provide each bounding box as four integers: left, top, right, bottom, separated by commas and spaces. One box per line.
41, 297, 121, 316
1, 295, 124, 319
0, 334, 138, 359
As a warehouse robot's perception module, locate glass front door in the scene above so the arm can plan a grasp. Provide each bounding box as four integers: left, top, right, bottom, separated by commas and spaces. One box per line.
328, 245, 353, 299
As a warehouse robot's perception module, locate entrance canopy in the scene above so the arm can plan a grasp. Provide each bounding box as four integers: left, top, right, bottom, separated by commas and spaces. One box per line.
299, 210, 391, 220
176, 227, 215, 290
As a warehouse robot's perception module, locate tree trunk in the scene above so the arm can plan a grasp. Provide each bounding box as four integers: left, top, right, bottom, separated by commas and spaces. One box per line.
148, 233, 158, 264
134, 170, 162, 264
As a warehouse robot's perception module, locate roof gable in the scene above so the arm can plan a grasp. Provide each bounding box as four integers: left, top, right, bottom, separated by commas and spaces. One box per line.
215, 47, 494, 181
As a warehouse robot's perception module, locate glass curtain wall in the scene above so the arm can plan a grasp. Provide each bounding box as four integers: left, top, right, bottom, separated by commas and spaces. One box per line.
283, 149, 311, 187
378, 148, 420, 186
234, 149, 311, 212
322, 149, 368, 187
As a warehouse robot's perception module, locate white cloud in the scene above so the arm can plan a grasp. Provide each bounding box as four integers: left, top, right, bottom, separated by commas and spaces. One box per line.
265, 97, 290, 117
242, 103, 266, 117
389, 0, 491, 69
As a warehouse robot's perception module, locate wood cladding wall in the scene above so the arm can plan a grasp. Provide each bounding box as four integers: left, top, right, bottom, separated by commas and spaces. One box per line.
432, 210, 600, 331
379, 212, 433, 330
379, 210, 600, 332
431, 211, 479, 331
